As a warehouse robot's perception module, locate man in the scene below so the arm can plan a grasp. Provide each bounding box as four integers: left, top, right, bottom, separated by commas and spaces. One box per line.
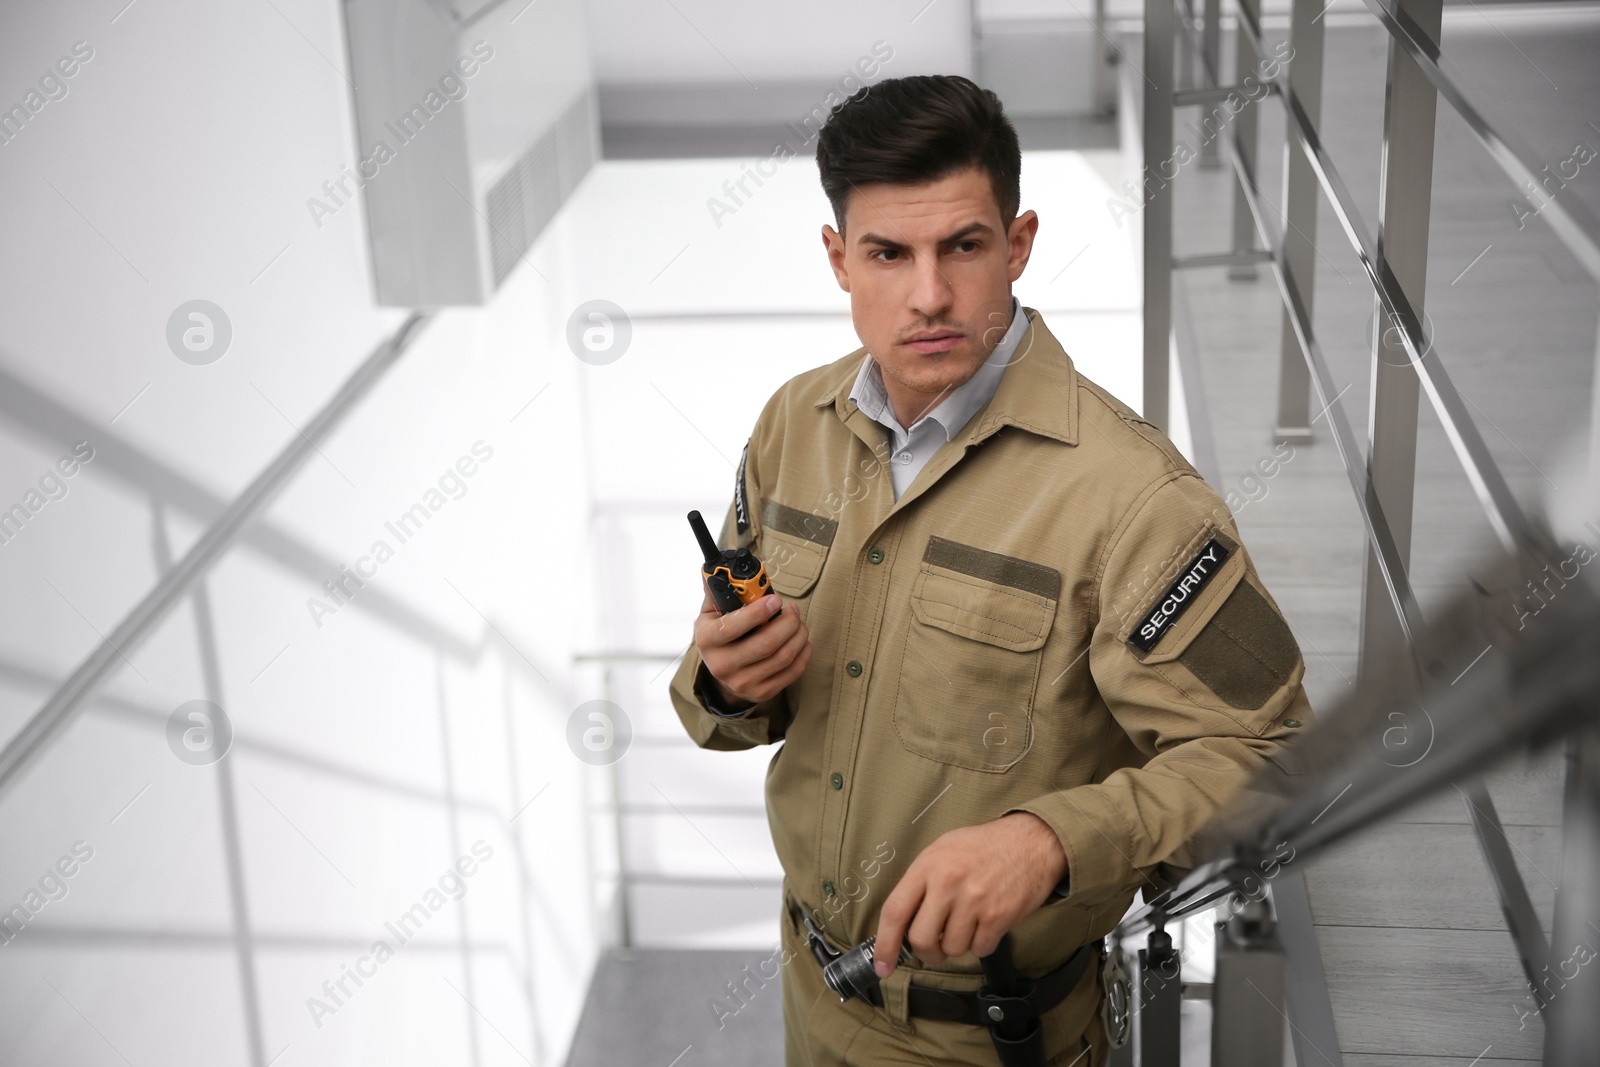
668, 74, 1315, 1066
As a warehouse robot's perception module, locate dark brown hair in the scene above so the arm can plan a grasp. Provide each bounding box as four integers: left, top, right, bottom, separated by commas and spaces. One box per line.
814, 75, 1021, 234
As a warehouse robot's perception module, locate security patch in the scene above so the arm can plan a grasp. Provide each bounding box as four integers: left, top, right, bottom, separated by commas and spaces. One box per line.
1130, 538, 1231, 652
734, 441, 750, 537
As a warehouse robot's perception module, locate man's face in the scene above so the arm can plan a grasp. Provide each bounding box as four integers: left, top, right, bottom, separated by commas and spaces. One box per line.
821, 165, 1038, 423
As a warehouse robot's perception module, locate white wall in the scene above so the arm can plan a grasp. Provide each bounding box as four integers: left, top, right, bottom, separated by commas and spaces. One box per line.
583, 0, 975, 85
0, 1, 604, 1065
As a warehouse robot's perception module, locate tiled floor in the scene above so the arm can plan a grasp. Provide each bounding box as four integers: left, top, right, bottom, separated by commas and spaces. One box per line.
565, 948, 785, 1067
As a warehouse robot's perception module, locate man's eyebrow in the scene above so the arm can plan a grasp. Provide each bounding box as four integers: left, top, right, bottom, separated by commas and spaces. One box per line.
856, 222, 996, 250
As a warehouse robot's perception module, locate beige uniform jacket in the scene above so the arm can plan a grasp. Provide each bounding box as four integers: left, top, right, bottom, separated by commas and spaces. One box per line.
668, 306, 1315, 981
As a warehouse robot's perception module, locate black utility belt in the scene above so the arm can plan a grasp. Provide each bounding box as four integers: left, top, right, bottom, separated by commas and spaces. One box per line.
793, 900, 1102, 1027
899, 941, 1102, 1027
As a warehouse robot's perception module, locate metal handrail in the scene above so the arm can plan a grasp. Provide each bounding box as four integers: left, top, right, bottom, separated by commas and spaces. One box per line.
1215, 46, 1431, 652
1182, 0, 1565, 994
1219, 0, 1600, 288
1217, 4, 1565, 991
1126, 0, 1600, 1059
1111, 535, 1600, 1064
0, 311, 433, 801
1231, 0, 1569, 563
1118, 535, 1600, 941
1357, 0, 1600, 282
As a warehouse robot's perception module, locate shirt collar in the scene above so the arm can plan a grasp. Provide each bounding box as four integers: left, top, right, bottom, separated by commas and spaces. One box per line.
846, 296, 1027, 444
818, 304, 1079, 448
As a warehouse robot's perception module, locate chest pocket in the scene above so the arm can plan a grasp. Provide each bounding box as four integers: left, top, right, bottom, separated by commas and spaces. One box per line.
758, 498, 834, 619
892, 537, 1059, 772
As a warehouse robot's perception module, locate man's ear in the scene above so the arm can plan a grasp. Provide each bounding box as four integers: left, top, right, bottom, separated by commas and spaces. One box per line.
1006, 209, 1040, 284
821, 224, 852, 293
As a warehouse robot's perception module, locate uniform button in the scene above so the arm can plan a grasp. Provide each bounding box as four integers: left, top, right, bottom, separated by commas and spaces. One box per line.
896, 451, 912, 464
846, 660, 863, 677
822, 881, 836, 897
867, 547, 885, 564
830, 773, 843, 790
1284, 718, 1302, 728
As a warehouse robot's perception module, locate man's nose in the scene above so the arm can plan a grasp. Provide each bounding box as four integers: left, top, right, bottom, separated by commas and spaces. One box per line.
906, 254, 954, 320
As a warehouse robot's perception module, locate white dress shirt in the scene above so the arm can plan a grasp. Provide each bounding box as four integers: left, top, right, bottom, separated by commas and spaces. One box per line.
847, 296, 1028, 500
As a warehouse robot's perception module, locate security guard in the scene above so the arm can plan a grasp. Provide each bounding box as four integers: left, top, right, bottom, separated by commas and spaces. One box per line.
668, 74, 1315, 1066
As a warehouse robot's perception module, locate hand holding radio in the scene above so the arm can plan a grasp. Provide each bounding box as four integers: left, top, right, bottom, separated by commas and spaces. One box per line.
688, 510, 813, 706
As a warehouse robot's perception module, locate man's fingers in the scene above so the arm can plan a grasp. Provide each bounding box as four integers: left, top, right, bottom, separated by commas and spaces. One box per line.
734, 640, 813, 704
971, 920, 1006, 961
739, 607, 804, 665
704, 605, 801, 682
739, 616, 809, 685
906, 890, 952, 966
873, 874, 925, 978
768, 641, 813, 691
939, 907, 979, 962
706, 592, 784, 645
698, 571, 779, 624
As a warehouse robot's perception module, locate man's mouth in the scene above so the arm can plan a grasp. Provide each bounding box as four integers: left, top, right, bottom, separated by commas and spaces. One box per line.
902, 330, 964, 354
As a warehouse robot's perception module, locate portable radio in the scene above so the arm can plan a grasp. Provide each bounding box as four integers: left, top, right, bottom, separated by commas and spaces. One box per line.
687, 510, 770, 615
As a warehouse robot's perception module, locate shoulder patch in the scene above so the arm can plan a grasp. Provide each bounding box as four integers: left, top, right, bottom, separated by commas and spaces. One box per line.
1177, 580, 1299, 708
1130, 537, 1230, 652
734, 441, 750, 538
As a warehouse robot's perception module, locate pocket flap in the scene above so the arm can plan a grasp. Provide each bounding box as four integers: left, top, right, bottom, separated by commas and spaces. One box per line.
764, 530, 827, 597
911, 565, 1056, 652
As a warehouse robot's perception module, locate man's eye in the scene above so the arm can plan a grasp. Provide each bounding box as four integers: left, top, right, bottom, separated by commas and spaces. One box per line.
953, 241, 979, 253
871, 249, 900, 262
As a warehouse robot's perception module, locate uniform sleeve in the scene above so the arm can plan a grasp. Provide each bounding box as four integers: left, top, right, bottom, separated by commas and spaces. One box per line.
667, 440, 796, 751
1012, 471, 1316, 907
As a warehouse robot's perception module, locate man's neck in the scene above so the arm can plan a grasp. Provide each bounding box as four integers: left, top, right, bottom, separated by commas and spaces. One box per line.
873, 297, 1019, 431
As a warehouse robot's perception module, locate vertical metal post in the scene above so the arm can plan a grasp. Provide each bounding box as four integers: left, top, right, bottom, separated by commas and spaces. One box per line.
1356, 0, 1443, 683
970, 0, 983, 86
1589, 318, 1600, 483
1199, 0, 1222, 167
601, 662, 634, 952
1212, 899, 1287, 1066
1136, 928, 1183, 1067
1142, 0, 1176, 431
150, 503, 268, 1067
500, 666, 548, 1063
1226, 0, 1263, 279
1272, 0, 1326, 441
1462, 780, 1552, 1002
433, 654, 485, 1067
1178, 0, 1195, 89
1545, 726, 1600, 1064
1272, 872, 1347, 1067
1093, 0, 1115, 120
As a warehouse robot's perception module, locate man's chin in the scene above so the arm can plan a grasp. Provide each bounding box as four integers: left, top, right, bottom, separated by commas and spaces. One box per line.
892, 342, 965, 368
884, 359, 980, 398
